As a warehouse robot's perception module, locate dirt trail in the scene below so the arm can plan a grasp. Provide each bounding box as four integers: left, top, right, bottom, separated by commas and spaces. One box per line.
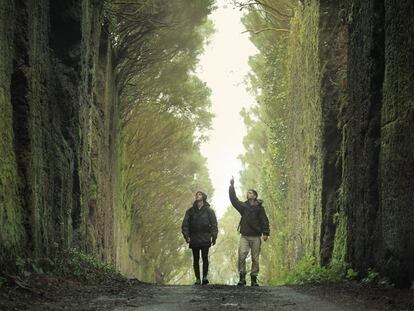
5, 277, 404, 311
108, 284, 376, 311
2, 273, 414, 310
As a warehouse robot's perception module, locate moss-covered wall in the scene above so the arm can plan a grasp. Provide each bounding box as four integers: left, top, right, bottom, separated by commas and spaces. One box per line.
318, 0, 345, 266
284, 0, 414, 287
78, 0, 118, 262
337, 0, 414, 287
285, 0, 322, 266
2, 0, 413, 287
0, 0, 25, 262
0, 0, 120, 267
378, 0, 414, 287
285, 0, 346, 268
336, 0, 414, 287
341, 0, 385, 278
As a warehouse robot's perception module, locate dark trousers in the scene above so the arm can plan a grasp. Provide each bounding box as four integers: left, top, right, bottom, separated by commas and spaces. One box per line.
192, 246, 209, 279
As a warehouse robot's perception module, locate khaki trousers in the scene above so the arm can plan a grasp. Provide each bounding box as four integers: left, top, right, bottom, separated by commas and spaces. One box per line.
238, 235, 261, 277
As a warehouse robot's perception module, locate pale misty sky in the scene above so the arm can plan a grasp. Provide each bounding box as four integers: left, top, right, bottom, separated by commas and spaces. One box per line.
197, 1, 258, 218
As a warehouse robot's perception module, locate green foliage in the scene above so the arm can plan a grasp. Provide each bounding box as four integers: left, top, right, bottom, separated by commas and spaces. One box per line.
1, 0, 214, 280
55, 248, 118, 282
346, 267, 358, 280
15, 257, 30, 276
109, 0, 216, 283
281, 256, 356, 285
2, 250, 119, 288
332, 189, 347, 262
121, 104, 214, 283
234, 0, 293, 34
361, 269, 379, 285
361, 268, 392, 288
4, 256, 51, 280
236, 1, 293, 285
236, 0, 351, 285
105, 0, 216, 124
284, 0, 322, 262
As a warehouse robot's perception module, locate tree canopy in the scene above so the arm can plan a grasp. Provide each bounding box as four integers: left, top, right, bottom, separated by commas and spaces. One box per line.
104, 0, 216, 283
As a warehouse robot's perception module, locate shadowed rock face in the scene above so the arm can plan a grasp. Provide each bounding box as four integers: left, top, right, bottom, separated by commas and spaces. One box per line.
0, 0, 118, 264
320, 0, 414, 287
379, 0, 414, 288
289, 0, 414, 287
318, 0, 343, 267
341, 0, 385, 279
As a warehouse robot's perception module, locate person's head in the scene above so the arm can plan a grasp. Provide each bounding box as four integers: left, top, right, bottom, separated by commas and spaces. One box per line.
246, 189, 258, 200
195, 191, 207, 202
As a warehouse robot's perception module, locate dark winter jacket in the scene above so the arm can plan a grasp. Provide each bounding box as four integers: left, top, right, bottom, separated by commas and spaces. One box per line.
229, 185, 270, 237
181, 202, 218, 249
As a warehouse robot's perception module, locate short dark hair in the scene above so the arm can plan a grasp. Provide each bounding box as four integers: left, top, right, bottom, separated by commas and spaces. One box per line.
195, 191, 208, 202
248, 189, 258, 198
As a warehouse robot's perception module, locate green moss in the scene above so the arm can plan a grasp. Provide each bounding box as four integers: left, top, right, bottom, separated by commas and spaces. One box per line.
0, 0, 25, 260
332, 124, 348, 263
0, 0, 122, 270
26, 0, 52, 256
285, 0, 322, 264
332, 205, 347, 262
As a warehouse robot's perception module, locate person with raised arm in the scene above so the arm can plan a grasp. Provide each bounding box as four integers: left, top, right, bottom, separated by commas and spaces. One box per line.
229, 176, 269, 286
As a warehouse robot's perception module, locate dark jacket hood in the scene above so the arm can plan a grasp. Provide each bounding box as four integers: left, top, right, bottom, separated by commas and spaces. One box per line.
244, 199, 263, 206
192, 200, 210, 209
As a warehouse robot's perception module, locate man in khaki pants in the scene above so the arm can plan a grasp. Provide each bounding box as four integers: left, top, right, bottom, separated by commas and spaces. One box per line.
229, 177, 270, 286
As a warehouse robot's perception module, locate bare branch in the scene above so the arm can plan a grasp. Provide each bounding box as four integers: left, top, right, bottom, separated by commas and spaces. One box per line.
242, 27, 289, 35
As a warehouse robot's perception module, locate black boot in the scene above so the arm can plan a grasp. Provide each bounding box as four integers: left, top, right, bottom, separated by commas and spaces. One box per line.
202, 277, 209, 285
237, 273, 246, 286
194, 278, 201, 285
251, 275, 259, 286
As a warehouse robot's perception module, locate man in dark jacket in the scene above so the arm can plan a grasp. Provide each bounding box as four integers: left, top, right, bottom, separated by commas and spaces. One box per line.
182, 191, 218, 285
229, 177, 270, 286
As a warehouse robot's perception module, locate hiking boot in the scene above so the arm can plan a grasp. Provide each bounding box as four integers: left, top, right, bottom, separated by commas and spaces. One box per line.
251, 275, 259, 286
202, 277, 209, 285
194, 278, 201, 285
237, 273, 246, 286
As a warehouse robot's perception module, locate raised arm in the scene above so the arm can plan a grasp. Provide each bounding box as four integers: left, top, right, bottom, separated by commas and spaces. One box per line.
229, 177, 245, 215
